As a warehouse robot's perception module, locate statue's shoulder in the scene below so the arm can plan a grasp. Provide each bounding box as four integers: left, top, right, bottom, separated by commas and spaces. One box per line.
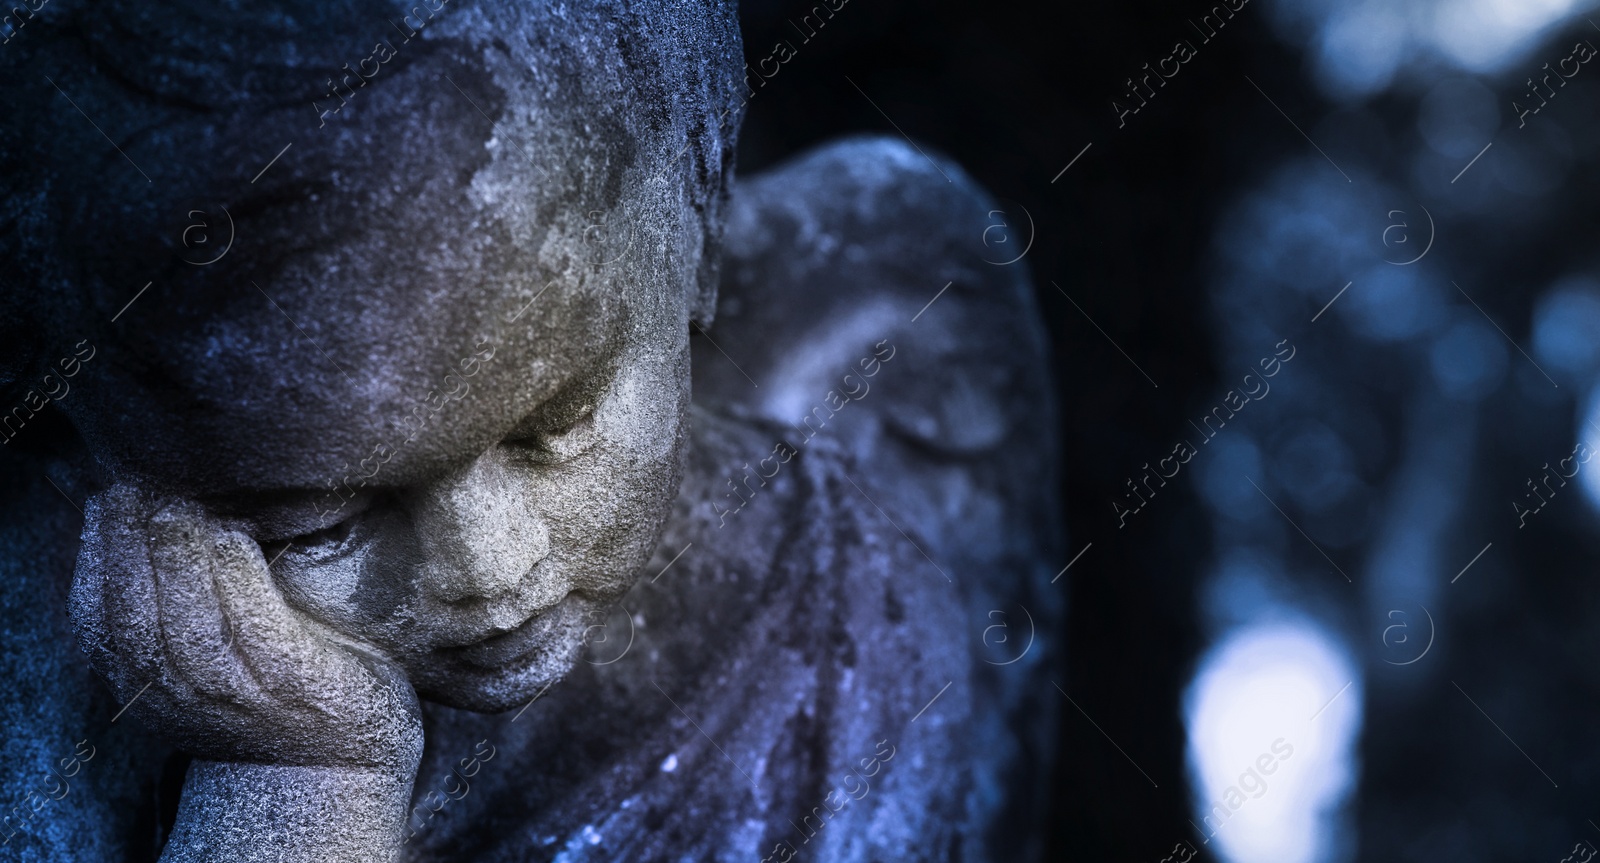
408, 408, 976, 862
405, 140, 1065, 862
695, 135, 1063, 588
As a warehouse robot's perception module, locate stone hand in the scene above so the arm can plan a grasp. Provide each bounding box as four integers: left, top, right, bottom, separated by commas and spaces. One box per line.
70, 483, 423, 774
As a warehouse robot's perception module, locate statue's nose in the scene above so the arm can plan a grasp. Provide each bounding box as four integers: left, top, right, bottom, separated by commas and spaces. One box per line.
412, 447, 550, 605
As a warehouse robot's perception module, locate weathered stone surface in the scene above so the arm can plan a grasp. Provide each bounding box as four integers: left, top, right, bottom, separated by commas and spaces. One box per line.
0, 2, 1059, 861
1, 0, 740, 495
382, 138, 1063, 862
697, 136, 1065, 860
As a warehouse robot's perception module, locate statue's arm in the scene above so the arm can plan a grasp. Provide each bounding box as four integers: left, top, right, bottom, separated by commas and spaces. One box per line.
161, 761, 412, 863
69, 484, 423, 863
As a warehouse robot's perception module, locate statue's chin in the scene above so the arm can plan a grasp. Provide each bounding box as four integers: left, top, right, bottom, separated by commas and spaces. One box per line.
409, 597, 591, 713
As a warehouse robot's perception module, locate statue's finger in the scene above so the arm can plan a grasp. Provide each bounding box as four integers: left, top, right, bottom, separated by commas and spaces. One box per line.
148, 502, 260, 703
209, 529, 345, 706
72, 484, 165, 701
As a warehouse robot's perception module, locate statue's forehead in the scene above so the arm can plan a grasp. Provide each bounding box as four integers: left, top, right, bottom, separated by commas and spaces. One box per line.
69, 272, 627, 500
13, 2, 733, 500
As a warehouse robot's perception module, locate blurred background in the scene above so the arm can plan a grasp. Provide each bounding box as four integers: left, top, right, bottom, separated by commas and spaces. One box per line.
736, 0, 1600, 859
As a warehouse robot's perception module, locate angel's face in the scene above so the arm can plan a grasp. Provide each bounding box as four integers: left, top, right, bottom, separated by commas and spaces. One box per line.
257, 301, 689, 712
40, 0, 738, 717
50, 0, 737, 712
78, 221, 695, 716
65, 137, 702, 714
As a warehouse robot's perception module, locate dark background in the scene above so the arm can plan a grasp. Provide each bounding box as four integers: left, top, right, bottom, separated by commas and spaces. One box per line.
736, 0, 1248, 857
737, 0, 1600, 860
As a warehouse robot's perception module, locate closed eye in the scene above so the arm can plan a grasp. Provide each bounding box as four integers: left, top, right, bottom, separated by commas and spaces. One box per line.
273, 493, 382, 565
507, 404, 598, 465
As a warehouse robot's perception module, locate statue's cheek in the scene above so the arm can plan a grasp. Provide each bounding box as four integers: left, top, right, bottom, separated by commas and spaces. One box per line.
276, 521, 421, 649
349, 531, 434, 638
598, 354, 685, 464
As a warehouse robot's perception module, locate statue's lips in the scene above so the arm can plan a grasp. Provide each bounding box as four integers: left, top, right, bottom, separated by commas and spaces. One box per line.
449, 596, 571, 668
